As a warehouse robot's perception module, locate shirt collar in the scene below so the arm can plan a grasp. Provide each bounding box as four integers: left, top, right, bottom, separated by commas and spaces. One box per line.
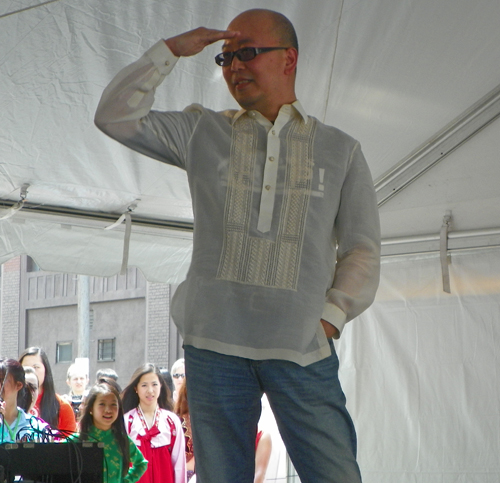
232, 100, 309, 126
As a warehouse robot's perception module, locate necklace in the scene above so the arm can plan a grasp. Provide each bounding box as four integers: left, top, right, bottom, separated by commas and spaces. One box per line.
137, 404, 159, 431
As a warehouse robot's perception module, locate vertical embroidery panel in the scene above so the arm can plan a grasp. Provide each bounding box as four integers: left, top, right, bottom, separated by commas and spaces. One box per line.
217, 116, 316, 291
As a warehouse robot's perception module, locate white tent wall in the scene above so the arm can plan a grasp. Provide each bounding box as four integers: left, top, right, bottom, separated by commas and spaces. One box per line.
336, 248, 500, 482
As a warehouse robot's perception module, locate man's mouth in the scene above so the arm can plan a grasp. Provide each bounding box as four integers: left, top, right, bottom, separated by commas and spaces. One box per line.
234, 78, 252, 90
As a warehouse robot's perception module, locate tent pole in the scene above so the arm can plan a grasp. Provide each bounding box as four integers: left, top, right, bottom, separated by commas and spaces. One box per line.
77, 275, 90, 359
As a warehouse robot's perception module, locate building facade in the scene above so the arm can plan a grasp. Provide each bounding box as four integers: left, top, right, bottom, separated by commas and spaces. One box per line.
0, 255, 182, 394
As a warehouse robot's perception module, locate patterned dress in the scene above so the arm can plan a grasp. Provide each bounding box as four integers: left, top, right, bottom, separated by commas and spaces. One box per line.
180, 414, 195, 481
125, 406, 186, 483
72, 425, 147, 483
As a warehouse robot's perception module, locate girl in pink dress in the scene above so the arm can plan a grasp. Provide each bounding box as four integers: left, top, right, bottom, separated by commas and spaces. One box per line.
122, 364, 186, 483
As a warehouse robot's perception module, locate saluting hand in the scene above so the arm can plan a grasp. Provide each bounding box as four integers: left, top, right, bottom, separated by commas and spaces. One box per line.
165, 27, 239, 57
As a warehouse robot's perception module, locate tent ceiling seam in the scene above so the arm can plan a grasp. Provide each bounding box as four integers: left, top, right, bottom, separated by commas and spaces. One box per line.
375, 82, 500, 206
0, 0, 63, 20
0, 200, 194, 233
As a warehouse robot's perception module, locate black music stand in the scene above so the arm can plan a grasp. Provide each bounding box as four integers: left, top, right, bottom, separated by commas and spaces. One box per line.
0, 441, 103, 482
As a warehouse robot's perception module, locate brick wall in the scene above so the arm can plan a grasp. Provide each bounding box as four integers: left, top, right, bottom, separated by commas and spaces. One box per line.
146, 282, 170, 367
0, 256, 21, 358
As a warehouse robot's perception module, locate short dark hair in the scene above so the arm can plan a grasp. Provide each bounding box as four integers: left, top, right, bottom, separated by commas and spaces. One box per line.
95, 368, 118, 381
271, 11, 299, 53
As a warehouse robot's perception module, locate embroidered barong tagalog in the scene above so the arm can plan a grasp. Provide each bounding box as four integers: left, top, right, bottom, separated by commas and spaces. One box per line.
217, 115, 316, 291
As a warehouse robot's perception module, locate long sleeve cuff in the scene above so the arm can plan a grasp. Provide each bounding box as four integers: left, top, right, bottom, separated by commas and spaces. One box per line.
321, 303, 347, 339
145, 39, 179, 74
95, 39, 179, 132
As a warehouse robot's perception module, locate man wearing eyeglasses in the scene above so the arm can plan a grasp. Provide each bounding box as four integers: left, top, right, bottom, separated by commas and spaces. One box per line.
95, 8, 380, 483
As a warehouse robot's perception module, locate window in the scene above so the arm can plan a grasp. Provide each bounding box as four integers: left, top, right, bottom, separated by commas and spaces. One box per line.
56, 341, 73, 363
98, 338, 116, 362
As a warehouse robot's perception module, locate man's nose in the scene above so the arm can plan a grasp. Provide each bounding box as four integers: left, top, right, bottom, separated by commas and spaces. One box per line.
230, 55, 245, 70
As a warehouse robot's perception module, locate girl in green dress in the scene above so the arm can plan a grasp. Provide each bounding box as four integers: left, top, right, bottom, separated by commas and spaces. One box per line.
75, 381, 147, 483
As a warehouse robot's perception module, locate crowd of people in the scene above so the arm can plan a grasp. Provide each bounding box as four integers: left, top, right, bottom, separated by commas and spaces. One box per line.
0, 348, 272, 483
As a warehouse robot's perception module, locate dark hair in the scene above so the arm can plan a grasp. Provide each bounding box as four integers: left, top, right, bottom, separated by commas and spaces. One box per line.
270, 10, 299, 53
79, 382, 130, 477
19, 347, 59, 427
122, 363, 172, 413
0, 358, 32, 412
95, 368, 118, 382
19, 366, 38, 412
174, 377, 189, 418
96, 376, 122, 394
159, 368, 174, 397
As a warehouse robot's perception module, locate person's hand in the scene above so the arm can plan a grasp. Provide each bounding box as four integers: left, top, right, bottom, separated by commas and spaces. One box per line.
321, 319, 340, 339
165, 27, 239, 57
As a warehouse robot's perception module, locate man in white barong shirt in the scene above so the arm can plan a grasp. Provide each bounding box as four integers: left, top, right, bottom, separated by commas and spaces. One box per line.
95, 8, 380, 483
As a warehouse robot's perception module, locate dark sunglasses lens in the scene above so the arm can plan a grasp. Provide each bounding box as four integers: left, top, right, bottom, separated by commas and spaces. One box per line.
216, 48, 259, 66
236, 48, 256, 62
215, 52, 232, 66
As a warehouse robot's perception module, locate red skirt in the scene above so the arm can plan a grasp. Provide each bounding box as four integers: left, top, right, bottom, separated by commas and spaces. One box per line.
138, 441, 175, 483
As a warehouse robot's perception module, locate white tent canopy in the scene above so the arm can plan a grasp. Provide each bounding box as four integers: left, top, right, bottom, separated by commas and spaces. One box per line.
1, 1, 500, 481
2, 0, 500, 279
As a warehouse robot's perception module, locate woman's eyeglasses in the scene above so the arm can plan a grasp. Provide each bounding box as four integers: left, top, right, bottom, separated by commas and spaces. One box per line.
172, 373, 185, 379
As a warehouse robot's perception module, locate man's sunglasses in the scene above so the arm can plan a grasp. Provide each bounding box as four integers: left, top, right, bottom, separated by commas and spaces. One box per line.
215, 47, 288, 67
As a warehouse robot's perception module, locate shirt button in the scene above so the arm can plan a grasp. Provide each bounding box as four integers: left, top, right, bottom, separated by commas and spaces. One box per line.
269, 156, 275, 162
265, 185, 271, 191
271, 130, 276, 135
165, 60, 170, 66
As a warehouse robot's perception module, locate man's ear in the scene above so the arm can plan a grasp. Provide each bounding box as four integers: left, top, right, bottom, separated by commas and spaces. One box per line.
284, 47, 298, 75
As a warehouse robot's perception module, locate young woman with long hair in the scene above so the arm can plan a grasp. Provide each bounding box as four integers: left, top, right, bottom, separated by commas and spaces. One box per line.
19, 346, 76, 434
122, 363, 186, 483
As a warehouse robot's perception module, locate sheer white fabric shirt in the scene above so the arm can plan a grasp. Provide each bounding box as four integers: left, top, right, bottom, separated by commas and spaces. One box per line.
95, 40, 381, 366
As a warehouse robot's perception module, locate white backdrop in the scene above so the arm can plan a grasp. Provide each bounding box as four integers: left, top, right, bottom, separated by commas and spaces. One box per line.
336, 248, 500, 483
